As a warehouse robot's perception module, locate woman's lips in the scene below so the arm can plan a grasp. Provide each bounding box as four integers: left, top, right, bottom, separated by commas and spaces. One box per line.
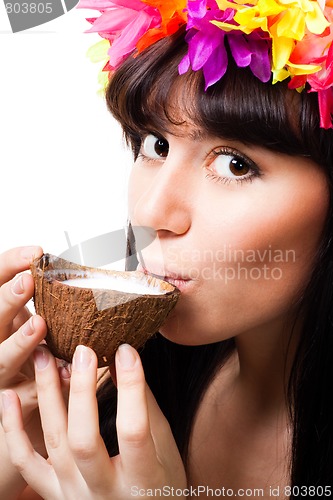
162, 276, 193, 292
137, 264, 194, 292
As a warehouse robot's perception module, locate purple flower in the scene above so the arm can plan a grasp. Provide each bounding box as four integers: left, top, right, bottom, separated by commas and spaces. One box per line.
178, 0, 271, 88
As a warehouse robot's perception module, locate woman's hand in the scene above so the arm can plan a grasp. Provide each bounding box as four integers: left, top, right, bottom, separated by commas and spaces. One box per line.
2, 343, 187, 500
0, 246, 48, 498
0, 247, 46, 411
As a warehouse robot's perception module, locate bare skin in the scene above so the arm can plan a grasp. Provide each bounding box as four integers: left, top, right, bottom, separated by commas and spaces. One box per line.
0, 123, 329, 498
128, 126, 328, 497
188, 349, 291, 498
0, 247, 70, 500
0, 251, 185, 499
0, 247, 45, 499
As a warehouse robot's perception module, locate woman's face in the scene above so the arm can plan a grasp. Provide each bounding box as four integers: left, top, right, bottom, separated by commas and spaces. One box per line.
128, 124, 329, 345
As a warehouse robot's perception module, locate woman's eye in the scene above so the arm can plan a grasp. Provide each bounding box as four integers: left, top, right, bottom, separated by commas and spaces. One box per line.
141, 134, 169, 159
207, 148, 256, 181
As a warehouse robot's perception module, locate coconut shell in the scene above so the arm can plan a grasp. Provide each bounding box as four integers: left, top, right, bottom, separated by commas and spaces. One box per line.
31, 253, 180, 367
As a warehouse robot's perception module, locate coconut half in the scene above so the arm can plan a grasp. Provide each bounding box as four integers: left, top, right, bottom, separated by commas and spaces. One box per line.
31, 253, 180, 367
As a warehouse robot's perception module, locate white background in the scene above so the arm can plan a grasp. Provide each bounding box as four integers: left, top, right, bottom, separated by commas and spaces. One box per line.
0, 4, 132, 267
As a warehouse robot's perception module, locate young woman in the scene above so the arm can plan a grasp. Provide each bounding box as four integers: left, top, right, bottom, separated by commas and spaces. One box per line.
1, 1, 333, 498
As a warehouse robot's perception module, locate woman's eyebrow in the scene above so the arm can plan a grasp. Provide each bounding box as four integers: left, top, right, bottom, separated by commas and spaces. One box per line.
186, 128, 208, 141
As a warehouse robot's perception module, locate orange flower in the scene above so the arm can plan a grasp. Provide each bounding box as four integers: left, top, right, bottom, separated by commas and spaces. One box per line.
136, 0, 188, 52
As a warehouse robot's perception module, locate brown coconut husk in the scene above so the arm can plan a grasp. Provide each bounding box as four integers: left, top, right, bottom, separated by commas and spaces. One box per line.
31, 254, 180, 367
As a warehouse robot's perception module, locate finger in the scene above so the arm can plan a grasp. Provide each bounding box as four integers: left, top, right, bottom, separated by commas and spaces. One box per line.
12, 306, 31, 333
67, 346, 112, 492
34, 346, 77, 480
145, 384, 177, 451
1, 389, 59, 499
0, 380, 37, 421
57, 360, 71, 408
145, 385, 184, 479
0, 315, 47, 386
116, 344, 157, 481
0, 246, 43, 287
0, 273, 35, 341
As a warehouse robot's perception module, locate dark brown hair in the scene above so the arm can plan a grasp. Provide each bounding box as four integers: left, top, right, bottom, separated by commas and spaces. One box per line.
106, 28, 333, 167
99, 29, 333, 493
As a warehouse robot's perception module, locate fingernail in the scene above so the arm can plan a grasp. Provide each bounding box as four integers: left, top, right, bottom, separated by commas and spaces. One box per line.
21, 316, 35, 337
59, 366, 71, 379
34, 347, 50, 370
73, 345, 92, 371
11, 275, 24, 295
1, 391, 12, 410
117, 344, 136, 369
20, 246, 41, 262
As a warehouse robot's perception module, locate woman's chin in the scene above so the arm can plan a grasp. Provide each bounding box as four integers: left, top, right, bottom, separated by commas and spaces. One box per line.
158, 315, 205, 346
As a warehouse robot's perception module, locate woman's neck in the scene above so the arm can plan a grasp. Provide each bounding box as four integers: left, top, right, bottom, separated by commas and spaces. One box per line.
187, 317, 296, 496
228, 313, 301, 416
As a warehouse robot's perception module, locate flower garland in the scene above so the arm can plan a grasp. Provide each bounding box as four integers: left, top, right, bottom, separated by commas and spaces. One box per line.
78, 0, 333, 129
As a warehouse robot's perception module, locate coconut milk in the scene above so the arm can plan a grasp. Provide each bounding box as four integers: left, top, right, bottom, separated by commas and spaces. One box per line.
61, 276, 167, 295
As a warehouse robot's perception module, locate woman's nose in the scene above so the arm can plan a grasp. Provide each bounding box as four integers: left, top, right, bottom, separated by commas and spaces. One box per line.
130, 160, 193, 235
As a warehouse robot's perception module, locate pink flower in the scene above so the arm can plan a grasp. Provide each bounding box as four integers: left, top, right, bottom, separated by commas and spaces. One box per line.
77, 0, 161, 69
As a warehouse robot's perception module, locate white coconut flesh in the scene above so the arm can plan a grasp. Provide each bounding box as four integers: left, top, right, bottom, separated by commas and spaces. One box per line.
61, 274, 168, 295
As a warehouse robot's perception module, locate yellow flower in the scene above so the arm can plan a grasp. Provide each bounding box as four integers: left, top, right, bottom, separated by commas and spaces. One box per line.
214, 0, 329, 74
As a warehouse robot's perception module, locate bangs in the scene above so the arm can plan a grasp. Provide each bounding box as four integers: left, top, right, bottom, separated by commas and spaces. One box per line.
106, 30, 331, 167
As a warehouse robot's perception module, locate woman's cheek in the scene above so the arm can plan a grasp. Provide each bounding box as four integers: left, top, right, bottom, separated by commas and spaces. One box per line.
164, 185, 328, 344
128, 168, 140, 221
